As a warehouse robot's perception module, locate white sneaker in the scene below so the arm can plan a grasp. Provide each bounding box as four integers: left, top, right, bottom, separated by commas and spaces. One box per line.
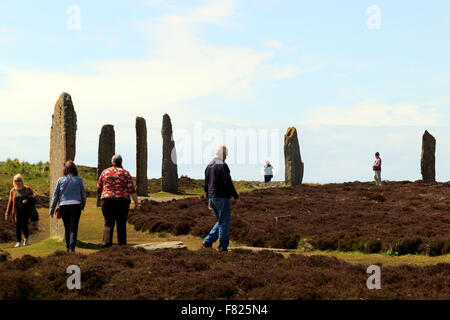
14, 242, 21, 248
23, 238, 29, 246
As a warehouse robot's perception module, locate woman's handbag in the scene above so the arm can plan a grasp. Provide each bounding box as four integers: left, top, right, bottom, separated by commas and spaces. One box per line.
55, 176, 74, 219
30, 205, 39, 222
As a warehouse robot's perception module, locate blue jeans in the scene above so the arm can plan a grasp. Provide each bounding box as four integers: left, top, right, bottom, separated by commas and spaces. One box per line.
204, 198, 231, 250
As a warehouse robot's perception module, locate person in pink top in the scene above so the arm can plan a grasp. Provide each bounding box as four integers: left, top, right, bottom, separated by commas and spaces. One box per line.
98, 154, 139, 248
372, 152, 382, 186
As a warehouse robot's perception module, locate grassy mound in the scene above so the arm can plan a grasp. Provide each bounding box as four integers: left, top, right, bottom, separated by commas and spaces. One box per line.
0, 159, 98, 199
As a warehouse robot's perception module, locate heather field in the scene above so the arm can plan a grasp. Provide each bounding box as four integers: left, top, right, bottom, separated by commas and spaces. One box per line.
128, 181, 450, 256
0, 174, 449, 300
0, 246, 448, 300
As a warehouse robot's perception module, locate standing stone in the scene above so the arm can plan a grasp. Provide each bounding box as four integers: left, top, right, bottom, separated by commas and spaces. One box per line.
421, 130, 436, 183
284, 127, 304, 186
161, 114, 178, 193
136, 117, 148, 196
97, 125, 115, 206
50, 92, 77, 238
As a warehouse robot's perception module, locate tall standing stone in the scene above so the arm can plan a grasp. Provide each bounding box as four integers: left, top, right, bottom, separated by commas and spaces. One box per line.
161, 114, 178, 193
136, 117, 148, 196
50, 92, 77, 238
97, 125, 115, 206
284, 127, 304, 186
421, 130, 436, 183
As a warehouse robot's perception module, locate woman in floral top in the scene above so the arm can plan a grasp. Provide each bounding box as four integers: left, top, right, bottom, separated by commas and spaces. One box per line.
98, 154, 139, 248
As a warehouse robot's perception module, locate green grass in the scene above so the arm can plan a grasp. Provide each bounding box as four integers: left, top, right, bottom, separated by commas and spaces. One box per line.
0, 159, 98, 199
0, 159, 259, 199
299, 250, 450, 266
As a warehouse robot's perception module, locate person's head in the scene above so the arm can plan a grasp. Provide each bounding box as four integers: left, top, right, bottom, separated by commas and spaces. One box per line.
266, 160, 271, 166
111, 154, 123, 168
215, 144, 228, 161
375, 152, 380, 158
13, 174, 24, 189
63, 160, 78, 176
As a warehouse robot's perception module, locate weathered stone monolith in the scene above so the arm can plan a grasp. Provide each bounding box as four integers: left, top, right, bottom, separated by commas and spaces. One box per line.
284, 127, 304, 186
50, 92, 77, 237
97, 125, 115, 206
136, 117, 148, 196
421, 130, 436, 183
161, 114, 178, 193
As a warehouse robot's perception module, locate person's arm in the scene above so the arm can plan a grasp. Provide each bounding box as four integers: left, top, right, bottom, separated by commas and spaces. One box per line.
131, 192, 139, 211
204, 167, 212, 210
373, 159, 381, 169
80, 179, 87, 211
49, 179, 61, 215
97, 171, 104, 191
204, 167, 209, 197
5, 189, 13, 221
125, 171, 139, 210
223, 164, 239, 200
25, 187, 36, 206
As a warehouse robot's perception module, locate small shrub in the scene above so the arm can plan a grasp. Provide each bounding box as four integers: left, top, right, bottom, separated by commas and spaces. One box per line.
386, 248, 398, 256
173, 222, 192, 235
393, 238, 423, 255
316, 238, 337, 251
364, 240, 382, 253
428, 240, 445, 256
442, 240, 450, 255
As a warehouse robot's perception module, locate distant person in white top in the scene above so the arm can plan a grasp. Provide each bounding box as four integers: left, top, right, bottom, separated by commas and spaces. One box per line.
264, 161, 273, 183
372, 152, 382, 186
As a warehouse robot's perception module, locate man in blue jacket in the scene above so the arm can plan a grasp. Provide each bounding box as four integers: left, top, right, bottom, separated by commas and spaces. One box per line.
203, 144, 241, 252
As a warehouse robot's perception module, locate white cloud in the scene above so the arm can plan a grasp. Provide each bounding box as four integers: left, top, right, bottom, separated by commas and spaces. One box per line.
264, 39, 285, 50
191, 0, 238, 25
302, 101, 446, 127
0, 0, 300, 126
0, 0, 304, 170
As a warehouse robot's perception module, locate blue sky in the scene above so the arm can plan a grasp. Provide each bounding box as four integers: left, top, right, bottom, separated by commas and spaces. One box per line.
0, 0, 449, 183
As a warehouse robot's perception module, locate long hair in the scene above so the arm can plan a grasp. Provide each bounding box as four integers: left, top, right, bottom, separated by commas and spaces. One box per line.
63, 160, 78, 176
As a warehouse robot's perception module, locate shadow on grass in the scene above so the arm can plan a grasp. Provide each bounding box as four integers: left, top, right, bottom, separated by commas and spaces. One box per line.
76, 240, 102, 250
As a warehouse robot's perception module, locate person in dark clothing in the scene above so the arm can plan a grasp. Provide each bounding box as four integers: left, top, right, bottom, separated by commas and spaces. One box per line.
5, 174, 36, 247
203, 144, 241, 252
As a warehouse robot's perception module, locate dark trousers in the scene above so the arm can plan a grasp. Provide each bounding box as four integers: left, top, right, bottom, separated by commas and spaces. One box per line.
60, 204, 82, 251
101, 198, 130, 245
264, 175, 273, 183
16, 208, 30, 242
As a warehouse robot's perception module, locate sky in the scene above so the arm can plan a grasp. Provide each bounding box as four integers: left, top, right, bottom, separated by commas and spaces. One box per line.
0, 0, 449, 183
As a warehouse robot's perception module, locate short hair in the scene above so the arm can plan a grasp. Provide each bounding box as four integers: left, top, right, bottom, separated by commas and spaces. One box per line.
375, 152, 380, 156
63, 160, 78, 176
111, 154, 123, 168
215, 144, 228, 159
13, 174, 23, 186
